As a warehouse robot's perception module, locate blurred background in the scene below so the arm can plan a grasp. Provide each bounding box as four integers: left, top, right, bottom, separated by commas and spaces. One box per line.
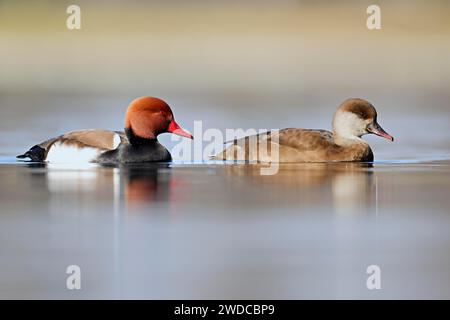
0, 0, 449, 159
1, 0, 450, 299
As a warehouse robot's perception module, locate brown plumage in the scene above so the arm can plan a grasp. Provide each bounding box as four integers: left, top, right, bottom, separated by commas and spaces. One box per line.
57, 129, 127, 150
213, 98, 393, 163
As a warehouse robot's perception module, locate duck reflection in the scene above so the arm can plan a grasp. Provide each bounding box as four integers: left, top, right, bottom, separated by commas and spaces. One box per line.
17, 162, 175, 211
120, 164, 173, 207
331, 164, 374, 215
220, 163, 375, 215
16, 161, 376, 216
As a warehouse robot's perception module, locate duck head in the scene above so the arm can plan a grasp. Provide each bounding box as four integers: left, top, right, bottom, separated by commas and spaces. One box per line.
332, 98, 394, 142
124, 96, 193, 142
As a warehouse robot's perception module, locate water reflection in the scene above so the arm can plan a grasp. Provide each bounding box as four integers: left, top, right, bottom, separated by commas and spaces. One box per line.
120, 165, 172, 207
14, 161, 376, 215
26, 163, 176, 210
219, 163, 374, 215
2, 159, 450, 298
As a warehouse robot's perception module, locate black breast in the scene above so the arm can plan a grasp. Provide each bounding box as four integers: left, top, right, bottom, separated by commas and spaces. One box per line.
96, 140, 171, 164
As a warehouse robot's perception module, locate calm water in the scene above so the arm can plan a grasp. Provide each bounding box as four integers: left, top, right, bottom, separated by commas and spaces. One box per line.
0, 94, 450, 299
1, 158, 450, 299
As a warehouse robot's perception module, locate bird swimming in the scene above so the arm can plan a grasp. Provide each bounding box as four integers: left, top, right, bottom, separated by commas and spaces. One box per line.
213, 98, 393, 162
17, 96, 193, 164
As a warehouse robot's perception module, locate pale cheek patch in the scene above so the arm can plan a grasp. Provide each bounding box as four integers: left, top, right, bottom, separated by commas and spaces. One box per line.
334, 112, 367, 138
46, 142, 102, 164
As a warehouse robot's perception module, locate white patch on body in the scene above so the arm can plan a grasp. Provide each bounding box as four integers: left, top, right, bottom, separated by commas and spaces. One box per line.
46, 142, 103, 164
333, 111, 368, 140
112, 133, 121, 149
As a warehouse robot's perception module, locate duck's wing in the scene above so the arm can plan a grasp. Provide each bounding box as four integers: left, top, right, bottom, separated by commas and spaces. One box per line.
212, 128, 335, 162
17, 129, 127, 162
276, 128, 334, 150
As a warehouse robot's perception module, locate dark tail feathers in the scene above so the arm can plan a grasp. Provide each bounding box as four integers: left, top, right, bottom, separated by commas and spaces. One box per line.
16, 145, 46, 161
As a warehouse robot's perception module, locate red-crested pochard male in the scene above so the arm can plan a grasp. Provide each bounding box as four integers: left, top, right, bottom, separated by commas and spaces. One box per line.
213, 98, 393, 162
17, 97, 193, 164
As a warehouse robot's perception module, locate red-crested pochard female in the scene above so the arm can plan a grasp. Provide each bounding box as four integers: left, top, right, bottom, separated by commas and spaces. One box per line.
17, 97, 193, 163
213, 98, 393, 162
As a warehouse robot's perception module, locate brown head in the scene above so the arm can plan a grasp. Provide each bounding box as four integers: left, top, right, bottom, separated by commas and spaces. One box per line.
124, 97, 193, 142
332, 98, 394, 142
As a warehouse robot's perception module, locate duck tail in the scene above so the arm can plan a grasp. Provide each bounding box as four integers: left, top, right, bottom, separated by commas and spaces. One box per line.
16, 145, 46, 161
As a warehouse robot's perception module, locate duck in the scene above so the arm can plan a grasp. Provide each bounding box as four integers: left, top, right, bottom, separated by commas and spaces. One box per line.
213, 98, 393, 162
17, 96, 193, 164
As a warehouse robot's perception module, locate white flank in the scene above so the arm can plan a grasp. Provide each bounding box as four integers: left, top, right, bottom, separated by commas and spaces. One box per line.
46, 142, 102, 164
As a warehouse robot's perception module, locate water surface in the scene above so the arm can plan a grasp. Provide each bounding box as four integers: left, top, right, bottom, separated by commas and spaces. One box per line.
1, 157, 450, 299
